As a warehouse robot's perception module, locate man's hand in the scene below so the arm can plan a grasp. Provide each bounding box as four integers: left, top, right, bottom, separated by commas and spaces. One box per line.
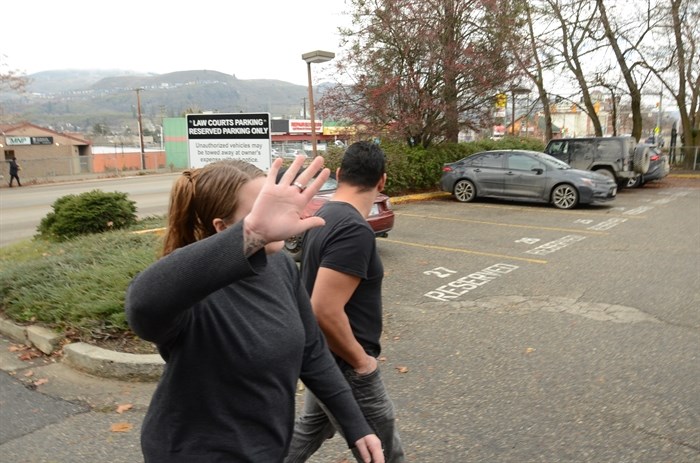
354, 354, 378, 376
243, 155, 329, 253
354, 433, 385, 463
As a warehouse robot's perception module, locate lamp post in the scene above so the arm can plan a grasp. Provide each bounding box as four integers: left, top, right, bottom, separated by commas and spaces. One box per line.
510, 86, 530, 136
134, 88, 146, 170
302, 50, 335, 157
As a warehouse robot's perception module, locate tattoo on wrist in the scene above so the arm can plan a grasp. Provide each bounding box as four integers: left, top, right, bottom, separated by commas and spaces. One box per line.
243, 228, 266, 257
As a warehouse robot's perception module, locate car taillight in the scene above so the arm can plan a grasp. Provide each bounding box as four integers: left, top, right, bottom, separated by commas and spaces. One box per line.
443, 166, 453, 172
650, 154, 659, 161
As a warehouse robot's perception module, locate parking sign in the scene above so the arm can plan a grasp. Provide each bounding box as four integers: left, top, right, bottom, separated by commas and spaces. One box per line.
186, 113, 272, 170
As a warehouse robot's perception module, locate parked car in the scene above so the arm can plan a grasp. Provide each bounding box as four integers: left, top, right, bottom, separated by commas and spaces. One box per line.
277, 170, 394, 260
440, 150, 617, 209
544, 136, 649, 188
626, 144, 670, 188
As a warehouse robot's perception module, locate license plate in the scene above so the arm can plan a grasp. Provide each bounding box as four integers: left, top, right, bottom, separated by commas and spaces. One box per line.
370, 204, 380, 216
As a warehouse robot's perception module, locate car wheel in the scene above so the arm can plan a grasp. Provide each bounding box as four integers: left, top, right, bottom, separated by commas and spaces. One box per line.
551, 184, 579, 209
626, 175, 642, 188
283, 234, 304, 262
595, 168, 615, 181
633, 146, 651, 174
454, 179, 477, 202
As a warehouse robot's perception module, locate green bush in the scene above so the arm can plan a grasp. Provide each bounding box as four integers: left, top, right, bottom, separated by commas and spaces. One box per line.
36, 190, 138, 242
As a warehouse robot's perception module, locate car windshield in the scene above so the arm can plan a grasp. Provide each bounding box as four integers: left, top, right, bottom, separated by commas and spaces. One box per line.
533, 152, 571, 170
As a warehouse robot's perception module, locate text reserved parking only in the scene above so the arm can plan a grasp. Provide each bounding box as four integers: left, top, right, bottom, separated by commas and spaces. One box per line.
187, 113, 272, 170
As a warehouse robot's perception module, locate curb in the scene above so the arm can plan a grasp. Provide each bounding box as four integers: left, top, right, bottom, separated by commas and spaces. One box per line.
0, 316, 163, 382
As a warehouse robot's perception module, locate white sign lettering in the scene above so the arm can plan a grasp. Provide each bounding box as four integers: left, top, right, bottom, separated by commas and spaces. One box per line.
424, 263, 519, 301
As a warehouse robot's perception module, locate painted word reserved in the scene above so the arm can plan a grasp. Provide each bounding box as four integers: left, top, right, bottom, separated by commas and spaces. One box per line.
424, 263, 519, 301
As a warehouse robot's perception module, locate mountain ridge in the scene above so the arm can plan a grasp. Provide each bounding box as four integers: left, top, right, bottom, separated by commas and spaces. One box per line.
0, 69, 312, 133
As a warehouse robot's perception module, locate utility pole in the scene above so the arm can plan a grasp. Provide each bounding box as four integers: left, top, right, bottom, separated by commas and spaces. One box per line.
135, 88, 146, 170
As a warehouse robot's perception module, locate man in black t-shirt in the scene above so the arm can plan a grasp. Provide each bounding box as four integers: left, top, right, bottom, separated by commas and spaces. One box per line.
286, 142, 405, 463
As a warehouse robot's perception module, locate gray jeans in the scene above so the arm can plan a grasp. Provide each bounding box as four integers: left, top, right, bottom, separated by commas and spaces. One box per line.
285, 366, 405, 463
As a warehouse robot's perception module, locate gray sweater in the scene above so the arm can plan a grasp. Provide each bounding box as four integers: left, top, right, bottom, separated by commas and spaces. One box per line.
126, 221, 372, 462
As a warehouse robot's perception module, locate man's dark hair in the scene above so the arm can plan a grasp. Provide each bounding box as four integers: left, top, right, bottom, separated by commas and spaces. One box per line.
339, 141, 386, 191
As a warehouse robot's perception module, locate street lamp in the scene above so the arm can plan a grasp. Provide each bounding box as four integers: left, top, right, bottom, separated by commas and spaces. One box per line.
510, 86, 530, 136
302, 50, 335, 157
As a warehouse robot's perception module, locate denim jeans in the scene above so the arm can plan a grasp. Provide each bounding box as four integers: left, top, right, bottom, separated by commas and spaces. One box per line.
285, 366, 405, 463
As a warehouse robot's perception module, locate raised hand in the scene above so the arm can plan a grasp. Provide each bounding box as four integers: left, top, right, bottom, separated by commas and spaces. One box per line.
243, 155, 330, 254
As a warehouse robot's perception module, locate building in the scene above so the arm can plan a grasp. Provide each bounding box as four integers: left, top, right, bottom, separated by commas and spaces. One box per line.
1, 122, 92, 180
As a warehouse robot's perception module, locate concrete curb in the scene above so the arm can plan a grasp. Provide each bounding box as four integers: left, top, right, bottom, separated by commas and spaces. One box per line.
63, 342, 164, 381
0, 316, 163, 381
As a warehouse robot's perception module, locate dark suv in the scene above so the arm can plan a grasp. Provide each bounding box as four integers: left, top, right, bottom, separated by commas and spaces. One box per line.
544, 136, 650, 188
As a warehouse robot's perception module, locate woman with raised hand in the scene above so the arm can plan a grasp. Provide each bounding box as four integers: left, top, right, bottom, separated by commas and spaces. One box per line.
125, 155, 384, 463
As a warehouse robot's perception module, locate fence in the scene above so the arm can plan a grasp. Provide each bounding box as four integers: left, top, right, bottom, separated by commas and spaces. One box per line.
667, 145, 700, 170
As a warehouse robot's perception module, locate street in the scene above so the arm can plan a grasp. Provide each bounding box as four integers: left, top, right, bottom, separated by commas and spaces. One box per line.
1, 176, 699, 462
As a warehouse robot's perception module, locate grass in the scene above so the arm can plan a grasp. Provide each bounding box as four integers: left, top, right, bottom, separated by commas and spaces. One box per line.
0, 216, 167, 343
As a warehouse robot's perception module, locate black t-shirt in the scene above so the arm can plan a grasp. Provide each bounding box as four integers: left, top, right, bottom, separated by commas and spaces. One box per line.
301, 201, 384, 364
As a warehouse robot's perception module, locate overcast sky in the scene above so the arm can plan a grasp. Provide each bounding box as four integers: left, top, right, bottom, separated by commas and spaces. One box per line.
1, 0, 350, 86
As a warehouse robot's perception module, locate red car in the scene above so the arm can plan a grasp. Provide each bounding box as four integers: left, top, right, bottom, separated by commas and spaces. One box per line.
283, 174, 394, 260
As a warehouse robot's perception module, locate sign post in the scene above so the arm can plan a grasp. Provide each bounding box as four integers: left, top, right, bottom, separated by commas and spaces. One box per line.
186, 113, 272, 170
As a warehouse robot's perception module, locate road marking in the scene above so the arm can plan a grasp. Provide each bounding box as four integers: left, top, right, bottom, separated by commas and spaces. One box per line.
588, 218, 628, 231
623, 206, 654, 215
424, 263, 519, 301
525, 235, 586, 255
395, 212, 609, 235
384, 238, 548, 264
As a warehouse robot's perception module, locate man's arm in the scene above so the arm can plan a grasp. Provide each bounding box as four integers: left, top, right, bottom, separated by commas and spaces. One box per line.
310, 267, 377, 374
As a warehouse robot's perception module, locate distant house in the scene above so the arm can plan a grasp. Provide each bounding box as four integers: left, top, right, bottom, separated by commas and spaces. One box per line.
1, 122, 92, 179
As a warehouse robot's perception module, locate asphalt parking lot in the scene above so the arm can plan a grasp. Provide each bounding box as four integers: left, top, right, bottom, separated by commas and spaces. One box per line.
1, 176, 698, 462
307, 181, 700, 462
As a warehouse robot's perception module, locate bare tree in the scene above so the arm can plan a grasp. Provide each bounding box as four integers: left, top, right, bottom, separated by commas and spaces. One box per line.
642, 0, 699, 164
0, 55, 29, 120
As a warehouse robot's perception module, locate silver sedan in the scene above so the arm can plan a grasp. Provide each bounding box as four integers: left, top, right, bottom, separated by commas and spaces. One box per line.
440, 149, 617, 209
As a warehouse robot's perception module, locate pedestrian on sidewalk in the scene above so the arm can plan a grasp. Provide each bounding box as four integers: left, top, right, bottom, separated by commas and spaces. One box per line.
125, 156, 384, 463
285, 141, 405, 463
8, 157, 21, 187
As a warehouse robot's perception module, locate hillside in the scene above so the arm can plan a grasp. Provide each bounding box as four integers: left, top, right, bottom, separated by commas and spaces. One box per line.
0, 69, 310, 134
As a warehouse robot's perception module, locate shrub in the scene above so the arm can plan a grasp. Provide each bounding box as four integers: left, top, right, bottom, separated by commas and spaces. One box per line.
36, 190, 138, 242
0, 230, 161, 338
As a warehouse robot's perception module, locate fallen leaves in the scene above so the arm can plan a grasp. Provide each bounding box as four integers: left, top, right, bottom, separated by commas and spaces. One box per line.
395, 366, 409, 374
110, 422, 133, 433
8, 343, 42, 361
116, 403, 133, 414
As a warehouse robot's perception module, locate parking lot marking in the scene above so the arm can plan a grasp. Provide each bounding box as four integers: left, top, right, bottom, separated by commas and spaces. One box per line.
623, 206, 654, 215
424, 263, 519, 301
515, 238, 541, 244
384, 238, 548, 264
525, 235, 586, 255
423, 267, 458, 278
396, 212, 609, 235
587, 218, 628, 231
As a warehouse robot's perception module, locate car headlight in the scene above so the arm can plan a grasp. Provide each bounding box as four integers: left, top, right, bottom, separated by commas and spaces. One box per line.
580, 178, 594, 186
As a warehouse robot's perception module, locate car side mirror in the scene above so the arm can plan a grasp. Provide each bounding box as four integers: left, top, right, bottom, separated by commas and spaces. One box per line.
531, 168, 544, 175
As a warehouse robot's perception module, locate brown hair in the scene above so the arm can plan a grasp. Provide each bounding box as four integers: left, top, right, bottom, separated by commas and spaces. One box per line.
161, 160, 264, 256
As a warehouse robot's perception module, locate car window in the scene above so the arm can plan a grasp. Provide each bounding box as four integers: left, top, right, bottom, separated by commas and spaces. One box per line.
474, 152, 503, 168
507, 153, 540, 171
547, 141, 567, 155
